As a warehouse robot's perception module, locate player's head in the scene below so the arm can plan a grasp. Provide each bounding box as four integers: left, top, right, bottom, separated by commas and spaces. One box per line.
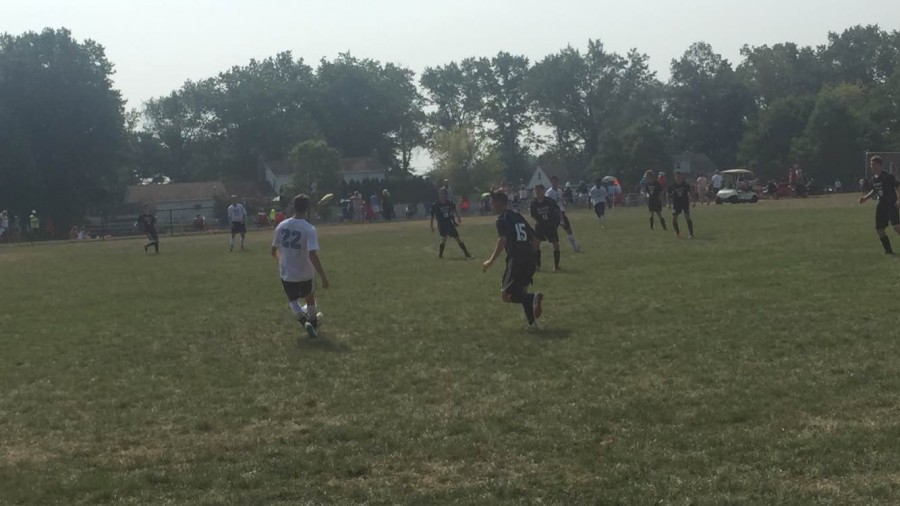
292, 194, 311, 217
533, 184, 545, 200
645, 170, 656, 180
438, 187, 448, 202
871, 155, 884, 173
595, 178, 602, 187
490, 190, 509, 213
230, 194, 238, 203
549, 176, 559, 188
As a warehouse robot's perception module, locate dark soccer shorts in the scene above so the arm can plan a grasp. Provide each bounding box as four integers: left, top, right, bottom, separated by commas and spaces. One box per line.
282, 279, 314, 301
593, 202, 606, 219
673, 206, 691, 218
231, 221, 247, 235
648, 199, 663, 213
438, 222, 459, 238
501, 256, 536, 294
535, 223, 560, 244
875, 204, 900, 230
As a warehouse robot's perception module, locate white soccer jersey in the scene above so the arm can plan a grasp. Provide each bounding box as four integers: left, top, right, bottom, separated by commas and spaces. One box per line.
545, 187, 566, 211
273, 218, 319, 282
711, 174, 723, 189
227, 203, 247, 223
589, 185, 608, 205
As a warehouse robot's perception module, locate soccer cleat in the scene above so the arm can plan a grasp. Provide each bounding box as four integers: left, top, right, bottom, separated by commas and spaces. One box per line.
688, 235, 694, 239
525, 322, 540, 333
533, 292, 544, 320
304, 321, 318, 339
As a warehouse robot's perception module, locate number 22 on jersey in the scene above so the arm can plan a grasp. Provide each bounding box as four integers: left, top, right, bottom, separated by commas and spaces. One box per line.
280, 229, 303, 249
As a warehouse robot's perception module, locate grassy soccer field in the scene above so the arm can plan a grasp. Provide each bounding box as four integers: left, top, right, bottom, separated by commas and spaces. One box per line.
3, 194, 900, 504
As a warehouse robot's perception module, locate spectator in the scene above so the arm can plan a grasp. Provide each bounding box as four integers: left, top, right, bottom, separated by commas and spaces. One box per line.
380, 190, 394, 220
0, 210, 8, 242
28, 210, 39, 243
834, 179, 842, 192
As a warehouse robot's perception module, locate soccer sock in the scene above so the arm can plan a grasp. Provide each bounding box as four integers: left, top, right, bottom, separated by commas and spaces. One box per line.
535, 249, 542, 268
650, 216, 654, 229
306, 303, 318, 323
673, 220, 680, 235
153, 241, 159, 253
240, 236, 245, 247
522, 293, 536, 325
660, 217, 667, 230
567, 235, 577, 251
553, 250, 560, 269
230, 237, 234, 248
459, 242, 470, 256
289, 300, 307, 321
439, 243, 445, 257
880, 236, 893, 253
687, 220, 694, 236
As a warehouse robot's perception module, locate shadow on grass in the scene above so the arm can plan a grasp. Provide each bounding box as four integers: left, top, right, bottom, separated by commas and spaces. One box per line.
536, 327, 573, 340
297, 336, 352, 353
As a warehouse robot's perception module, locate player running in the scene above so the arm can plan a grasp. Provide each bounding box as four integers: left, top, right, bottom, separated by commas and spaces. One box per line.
859, 155, 900, 254
589, 178, 608, 227
482, 191, 544, 331
430, 188, 472, 259
135, 206, 159, 253
645, 170, 667, 231
272, 194, 330, 339
530, 184, 563, 271
545, 176, 581, 252
669, 171, 695, 239
227, 195, 248, 251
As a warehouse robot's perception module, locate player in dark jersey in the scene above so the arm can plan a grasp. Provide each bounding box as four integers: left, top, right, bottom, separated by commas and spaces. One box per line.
644, 170, 667, 231
135, 206, 159, 253
859, 155, 900, 254
669, 171, 695, 239
430, 188, 472, 259
482, 191, 544, 331
530, 184, 562, 271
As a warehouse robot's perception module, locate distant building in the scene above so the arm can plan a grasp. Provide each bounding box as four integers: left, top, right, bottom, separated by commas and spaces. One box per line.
672, 151, 717, 176
341, 157, 386, 183
527, 167, 551, 190
262, 160, 294, 195
124, 181, 226, 223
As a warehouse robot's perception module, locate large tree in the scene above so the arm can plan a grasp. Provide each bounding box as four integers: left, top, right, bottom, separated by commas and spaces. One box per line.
0, 28, 126, 227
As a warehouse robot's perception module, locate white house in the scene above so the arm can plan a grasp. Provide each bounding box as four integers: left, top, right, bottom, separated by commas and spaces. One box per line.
262, 160, 294, 195
527, 167, 551, 190
341, 157, 386, 184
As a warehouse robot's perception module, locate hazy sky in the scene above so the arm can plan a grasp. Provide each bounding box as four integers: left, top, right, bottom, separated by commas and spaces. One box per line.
5, 0, 900, 110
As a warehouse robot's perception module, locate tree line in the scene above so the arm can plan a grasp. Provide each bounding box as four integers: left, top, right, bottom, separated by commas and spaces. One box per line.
2, 26, 900, 228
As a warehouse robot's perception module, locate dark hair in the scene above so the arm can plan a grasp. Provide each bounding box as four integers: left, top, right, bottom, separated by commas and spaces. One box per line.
293, 194, 310, 214
871, 155, 884, 166
595, 179, 602, 187
490, 191, 509, 204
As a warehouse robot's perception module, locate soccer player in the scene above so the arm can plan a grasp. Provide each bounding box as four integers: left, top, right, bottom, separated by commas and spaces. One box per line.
530, 184, 562, 271
430, 188, 472, 259
482, 191, 544, 331
859, 155, 900, 254
272, 194, 330, 338
645, 170, 667, 231
135, 206, 159, 253
589, 179, 608, 227
227, 195, 248, 251
545, 176, 581, 252
669, 171, 695, 239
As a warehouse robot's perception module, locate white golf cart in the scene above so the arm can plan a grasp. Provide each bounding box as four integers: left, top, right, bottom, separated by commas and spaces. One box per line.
715, 168, 759, 204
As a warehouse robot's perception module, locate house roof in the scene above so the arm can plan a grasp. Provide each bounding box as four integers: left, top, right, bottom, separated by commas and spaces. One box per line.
341, 157, 386, 174
265, 160, 294, 176
125, 181, 227, 204
225, 180, 274, 198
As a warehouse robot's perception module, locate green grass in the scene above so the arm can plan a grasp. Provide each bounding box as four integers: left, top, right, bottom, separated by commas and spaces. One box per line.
3, 194, 900, 504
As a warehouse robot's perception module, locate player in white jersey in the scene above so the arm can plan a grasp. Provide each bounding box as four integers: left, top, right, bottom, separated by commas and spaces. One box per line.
545, 176, 581, 252
227, 195, 248, 251
589, 179, 608, 228
272, 194, 330, 339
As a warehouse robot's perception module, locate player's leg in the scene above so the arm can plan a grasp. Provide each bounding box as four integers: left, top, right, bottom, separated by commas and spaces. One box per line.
561, 213, 579, 252
876, 208, 894, 254
684, 209, 694, 238
282, 280, 308, 325
240, 223, 246, 250
534, 240, 543, 269
649, 208, 655, 230
439, 235, 448, 258
672, 211, 681, 237
452, 233, 471, 258
656, 211, 667, 230
552, 241, 561, 271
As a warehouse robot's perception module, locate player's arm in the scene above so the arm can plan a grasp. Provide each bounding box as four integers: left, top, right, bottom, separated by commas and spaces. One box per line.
453, 203, 461, 225
271, 228, 280, 258
482, 237, 506, 272
859, 189, 877, 204
309, 250, 329, 288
